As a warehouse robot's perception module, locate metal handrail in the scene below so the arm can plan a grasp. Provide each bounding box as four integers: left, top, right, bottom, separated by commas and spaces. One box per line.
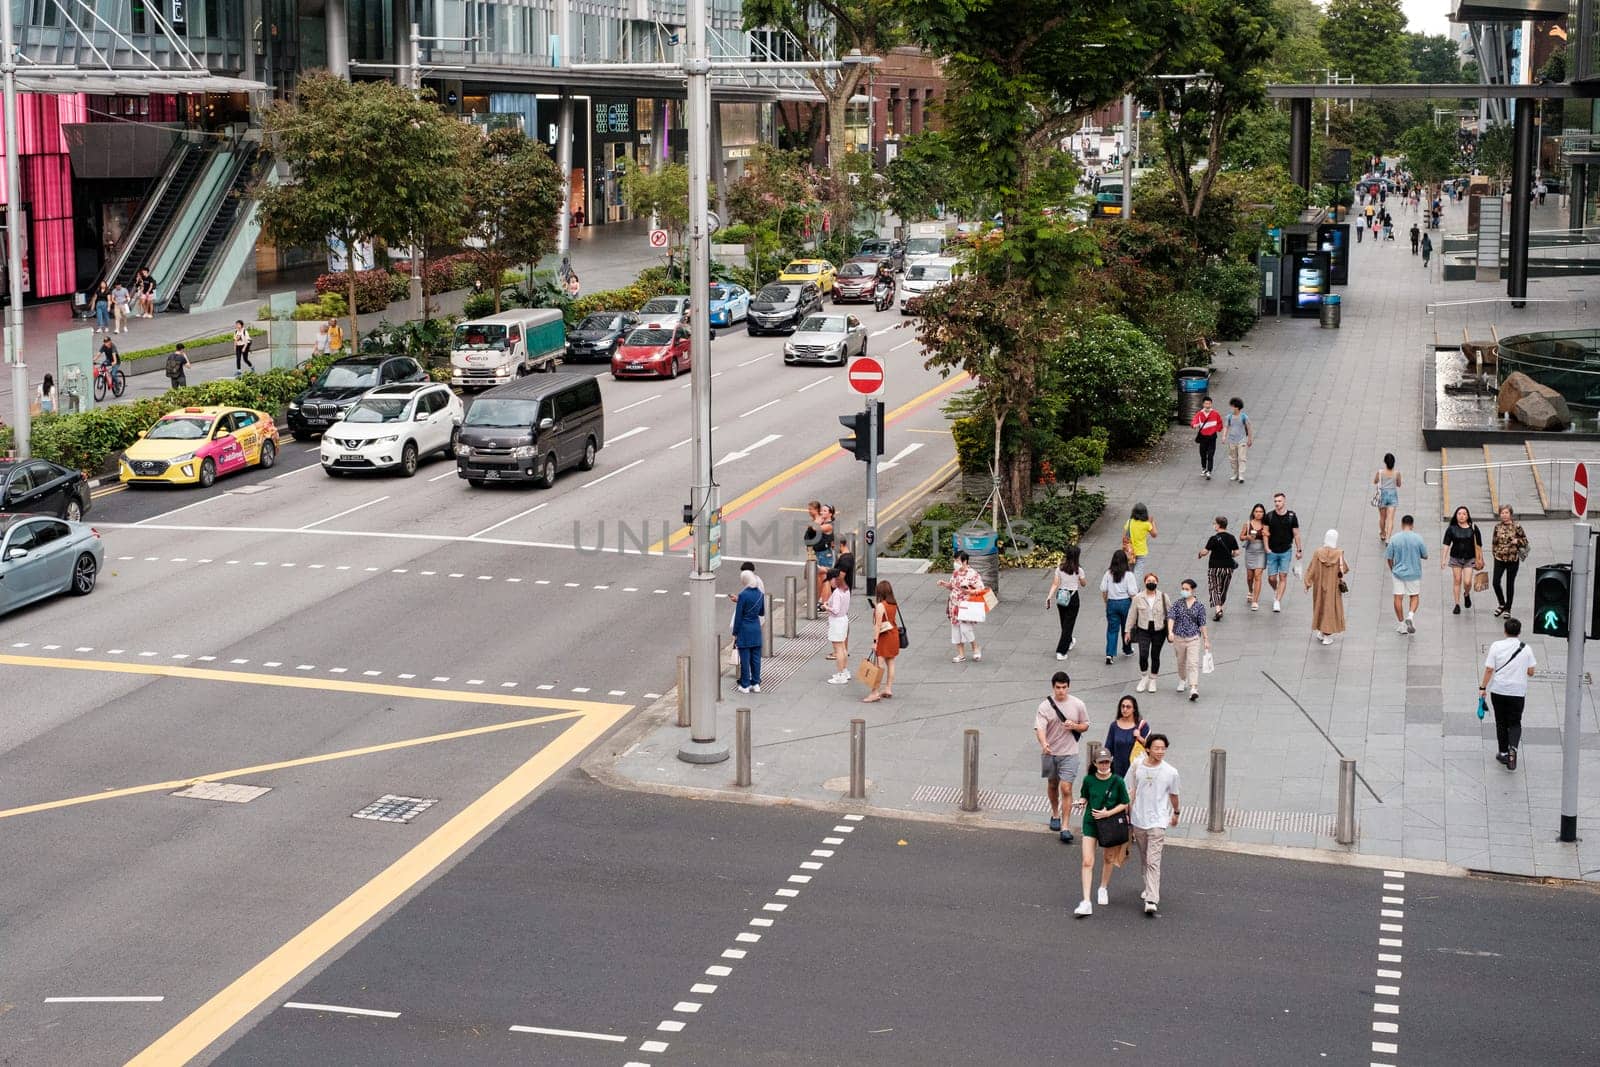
1422, 458, 1592, 486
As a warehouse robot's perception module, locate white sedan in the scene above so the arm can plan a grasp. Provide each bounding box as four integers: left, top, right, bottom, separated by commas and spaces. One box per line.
321, 382, 463, 478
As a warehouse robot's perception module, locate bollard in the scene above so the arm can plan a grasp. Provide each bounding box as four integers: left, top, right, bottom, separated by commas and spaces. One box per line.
1085, 740, 1105, 767
848, 718, 866, 799
735, 707, 752, 787
803, 558, 818, 620
676, 655, 691, 728
1207, 748, 1227, 832
783, 576, 798, 638
763, 592, 774, 656
960, 729, 980, 812
1335, 758, 1357, 845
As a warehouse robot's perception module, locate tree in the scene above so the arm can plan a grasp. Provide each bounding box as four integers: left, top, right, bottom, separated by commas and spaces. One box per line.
621, 163, 692, 270
255, 73, 467, 345
460, 127, 565, 313
1397, 122, 1458, 191
1476, 124, 1513, 191
1319, 0, 1413, 84
883, 131, 978, 222
1407, 33, 1470, 85
1264, 0, 1328, 80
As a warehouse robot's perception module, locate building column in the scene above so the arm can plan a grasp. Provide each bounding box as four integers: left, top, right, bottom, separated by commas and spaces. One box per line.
392, 0, 413, 86
1569, 163, 1587, 231
709, 96, 727, 225
326, 0, 350, 79
1508, 98, 1535, 305
557, 95, 574, 261
651, 100, 668, 169
1288, 98, 1312, 190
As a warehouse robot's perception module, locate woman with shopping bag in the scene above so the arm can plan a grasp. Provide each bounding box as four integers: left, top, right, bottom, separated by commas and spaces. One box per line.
1305, 530, 1351, 646
862, 580, 901, 703
731, 568, 765, 694
1166, 578, 1212, 701
1104, 695, 1151, 778
940, 550, 986, 662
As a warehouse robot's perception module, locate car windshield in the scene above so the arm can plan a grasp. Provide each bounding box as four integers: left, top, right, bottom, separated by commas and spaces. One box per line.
463, 398, 539, 428
626, 328, 675, 346
798, 316, 845, 333
454, 324, 508, 350
905, 238, 942, 255
576, 314, 621, 332
708, 285, 733, 301
147, 416, 213, 440
907, 264, 952, 281
319, 364, 380, 388
345, 398, 409, 423
859, 240, 888, 254
839, 261, 871, 277
755, 285, 796, 303
786, 262, 821, 274
639, 298, 684, 314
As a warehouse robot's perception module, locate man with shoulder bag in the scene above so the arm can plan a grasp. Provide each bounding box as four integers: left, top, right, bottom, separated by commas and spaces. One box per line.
1034, 671, 1088, 843
1480, 616, 1535, 771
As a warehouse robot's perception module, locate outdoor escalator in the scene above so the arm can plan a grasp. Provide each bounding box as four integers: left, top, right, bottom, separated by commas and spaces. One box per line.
172, 142, 261, 310
111, 142, 207, 290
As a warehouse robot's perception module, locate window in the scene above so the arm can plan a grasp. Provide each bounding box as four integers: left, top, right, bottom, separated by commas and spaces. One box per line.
574, 378, 601, 409
425, 390, 448, 414
32, 520, 69, 547
233, 411, 256, 428
131, 0, 148, 34
212, 414, 236, 436
5, 523, 38, 557
5, 465, 36, 496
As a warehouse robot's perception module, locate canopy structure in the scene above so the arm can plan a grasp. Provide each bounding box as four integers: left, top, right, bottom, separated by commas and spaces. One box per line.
11, 70, 268, 96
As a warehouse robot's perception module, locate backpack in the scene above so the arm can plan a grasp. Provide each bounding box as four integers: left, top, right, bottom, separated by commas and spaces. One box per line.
165, 352, 184, 379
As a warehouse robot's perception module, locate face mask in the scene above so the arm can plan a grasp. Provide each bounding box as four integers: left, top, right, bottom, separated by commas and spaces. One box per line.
1184, 589, 1196, 600
1145, 582, 1157, 591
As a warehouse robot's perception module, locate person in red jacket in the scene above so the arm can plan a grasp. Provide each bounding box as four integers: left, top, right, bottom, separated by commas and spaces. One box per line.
1190, 395, 1224, 480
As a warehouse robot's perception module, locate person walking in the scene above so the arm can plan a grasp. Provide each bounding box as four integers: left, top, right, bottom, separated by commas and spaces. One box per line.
940, 549, 986, 662
1126, 572, 1170, 694
1104, 695, 1151, 779
36, 373, 56, 415
1167, 579, 1211, 701
824, 568, 851, 684
1190, 396, 1223, 480
1304, 529, 1350, 646
313, 320, 332, 358
327, 317, 344, 353
1073, 747, 1131, 917
1490, 504, 1530, 617
138, 267, 156, 317
1373, 453, 1402, 543
1442, 506, 1483, 614
1125, 734, 1181, 916
1101, 550, 1139, 666
1421, 231, 1433, 267
1355, 216, 1364, 243
93, 282, 111, 330
1385, 514, 1428, 635
1045, 545, 1086, 660
1035, 670, 1089, 839
863, 580, 900, 703
1199, 516, 1239, 620
1122, 503, 1157, 579
165, 342, 191, 388
1263, 493, 1302, 613
1241, 503, 1268, 611
111, 281, 131, 334
233, 320, 255, 374
732, 567, 765, 694
1410, 223, 1421, 254
1223, 398, 1253, 483
1480, 616, 1535, 771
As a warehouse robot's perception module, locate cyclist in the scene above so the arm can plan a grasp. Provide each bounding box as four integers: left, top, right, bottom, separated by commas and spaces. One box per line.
96, 335, 125, 399
98, 335, 121, 374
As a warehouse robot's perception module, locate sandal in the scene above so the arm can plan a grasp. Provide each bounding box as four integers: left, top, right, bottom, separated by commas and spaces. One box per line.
973, 651, 983, 661
881, 691, 893, 699
952, 655, 966, 662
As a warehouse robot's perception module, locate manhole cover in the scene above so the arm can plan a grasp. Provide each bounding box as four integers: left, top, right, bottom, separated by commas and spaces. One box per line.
172, 781, 271, 804
228, 484, 272, 495
352, 795, 438, 823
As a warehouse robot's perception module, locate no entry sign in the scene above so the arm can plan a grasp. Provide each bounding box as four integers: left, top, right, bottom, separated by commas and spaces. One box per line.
848, 355, 885, 396
1575, 462, 1589, 517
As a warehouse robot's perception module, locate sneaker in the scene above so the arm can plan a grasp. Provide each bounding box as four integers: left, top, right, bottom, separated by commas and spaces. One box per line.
1406, 617, 1415, 635
1070, 638, 1078, 650
1144, 900, 1158, 915
1048, 816, 1062, 832
1056, 652, 1067, 660
1250, 601, 1259, 612
736, 685, 752, 694
1507, 747, 1518, 770
1177, 677, 1186, 692
1073, 900, 1092, 917
1097, 887, 1109, 906
1059, 830, 1074, 844
1321, 636, 1334, 645
1204, 471, 1211, 480
1106, 656, 1114, 666
827, 673, 849, 685
1189, 689, 1199, 701
1272, 600, 1281, 612
1453, 604, 1461, 615
752, 685, 761, 693
1495, 751, 1509, 765
1397, 622, 1410, 634
1136, 676, 1148, 693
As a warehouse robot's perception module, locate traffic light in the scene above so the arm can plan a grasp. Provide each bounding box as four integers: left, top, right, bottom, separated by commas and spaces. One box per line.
1533, 563, 1571, 639
838, 403, 884, 462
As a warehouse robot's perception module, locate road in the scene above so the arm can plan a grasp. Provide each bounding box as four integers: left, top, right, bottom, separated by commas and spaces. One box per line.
0, 294, 963, 1066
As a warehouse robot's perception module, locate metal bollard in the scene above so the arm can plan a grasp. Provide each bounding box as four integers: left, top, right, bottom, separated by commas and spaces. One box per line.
803, 558, 818, 620
783, 576, 798, 638
1335, 758, 1357, 845
848, 718, 866, 799
1207, 748, 1227, 833
735, 707, 752, 787
1085, 740, 1105, 767
960, 729, 980, 812
763, 593, 774, 656
676, 655, 691, 728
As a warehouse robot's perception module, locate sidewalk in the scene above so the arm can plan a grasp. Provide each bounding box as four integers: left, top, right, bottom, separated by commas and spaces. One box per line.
606, 192, 1600, 882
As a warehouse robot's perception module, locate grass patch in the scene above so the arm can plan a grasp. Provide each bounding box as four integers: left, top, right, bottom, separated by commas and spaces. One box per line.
121, 327, 264, 363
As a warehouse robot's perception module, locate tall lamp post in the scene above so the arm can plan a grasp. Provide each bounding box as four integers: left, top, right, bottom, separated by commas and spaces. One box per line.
2, 1, 30, 457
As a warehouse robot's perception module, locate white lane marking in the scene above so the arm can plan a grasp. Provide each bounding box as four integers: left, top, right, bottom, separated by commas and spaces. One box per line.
299, 495, 390, 530
705, 965, 732, 977
284, 1001, 400, 1019
734, 932, 760, 943
1381, 909, 1404, 918
822, 836, 843, 844
775, 888, 799, 898
799, 861, 823, 870
273, 463, 321, 480
669, 424, 720, 450
673, 1002, 701, 1013
738, 398, 781, 419
133, 493, 225, 526
582, 459, 644, 487
1373, 1021, 1398, 1033
609, 426, 650, 444
811, 849, 834, 857
45, 996, 164, 1003
750, 918, 773, 927
869, 326, 896, 336
715, 433, 782, 467
657, 1019, 686, 1032
890, 339, 917, 352
737, 355, 767, 367
1380, 923, 1403, 932
1379, 938, 1402, 947
877, 442, 924, 472
1378, 954, 1403, 963
640, 1040, 670, 1053
507, 1025, 627, 1043
428, 469, 457, 482
787, 874, 811, 884
763, 903, 787, 912
613, 393, 661, 414
719, 949, 746, 960
1382, 896, 1404, 904
690, 983, 717, 994
1373, 1041, 1398, 1054
1375, 985, 1400, 996
796, 375, 834, 393
1373, 1004, 1399, 1015
843, 813, 864, 821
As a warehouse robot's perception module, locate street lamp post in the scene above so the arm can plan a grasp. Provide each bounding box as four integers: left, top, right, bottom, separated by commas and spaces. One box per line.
2, 1, 30, 457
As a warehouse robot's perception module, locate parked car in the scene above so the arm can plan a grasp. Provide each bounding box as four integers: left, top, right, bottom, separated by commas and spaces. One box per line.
856, 237, 904, 272
0, 514, 102, 615
783, 314, 869, 366
456, 375, 604, 489
708, 283, 751, 326
831, 258, 884, 304
777, 259, 838, 293
635, 295, 691, 328
287, 354, 426, 438
321, 382, 463, 478
746, 283, 823, 336
0, 458, 91, 521
899, 257, 962, 315
613, 323, 692, 380
565, 312, 636, 363
119, 406, 280, 488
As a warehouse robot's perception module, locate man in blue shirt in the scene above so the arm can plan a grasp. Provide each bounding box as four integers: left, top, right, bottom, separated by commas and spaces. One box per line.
1385, 514, 1428, 635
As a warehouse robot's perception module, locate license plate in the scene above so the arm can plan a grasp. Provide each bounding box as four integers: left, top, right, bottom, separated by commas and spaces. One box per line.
484, 470, 501, 479
306, 419, 328, 427
626, 363, 643, 371
339, 453, 363, 462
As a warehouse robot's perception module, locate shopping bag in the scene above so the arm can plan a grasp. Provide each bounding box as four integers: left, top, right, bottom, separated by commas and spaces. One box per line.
855, 657, 883, 690
1472, 570, 1490, 593
726, 643, 740, 667
1477, 695, 1488, 720
1201, 650, 1215, 675
956, 600, 986, 623
981, 589, 999, 612
1128, 740, 1146, 766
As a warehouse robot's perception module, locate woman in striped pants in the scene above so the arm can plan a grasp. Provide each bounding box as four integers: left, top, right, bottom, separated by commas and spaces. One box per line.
1199, 516, 1241, 621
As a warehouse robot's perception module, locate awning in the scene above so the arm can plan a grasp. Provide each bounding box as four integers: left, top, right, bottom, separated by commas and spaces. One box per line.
12, 71, 269, 96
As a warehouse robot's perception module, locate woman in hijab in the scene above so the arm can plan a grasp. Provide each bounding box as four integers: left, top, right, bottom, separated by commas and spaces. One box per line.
731, 567, 765, 693
1304, 529, 1350, 646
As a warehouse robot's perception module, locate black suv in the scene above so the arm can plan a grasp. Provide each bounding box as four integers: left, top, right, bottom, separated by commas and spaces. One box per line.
746, 283, 823, 336
287, 355, 427, 438
566, 312, 637, 363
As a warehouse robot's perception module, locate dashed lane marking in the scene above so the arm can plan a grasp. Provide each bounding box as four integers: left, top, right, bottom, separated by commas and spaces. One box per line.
284, 1002, 400, 1019
1369, 870, 1405, 1065
508, 1024, 627, 1043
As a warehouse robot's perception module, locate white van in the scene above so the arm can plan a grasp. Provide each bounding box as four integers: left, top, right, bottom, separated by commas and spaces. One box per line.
899, 256, 963, 315
450, 308, 566, 389
903, 226, 949, 269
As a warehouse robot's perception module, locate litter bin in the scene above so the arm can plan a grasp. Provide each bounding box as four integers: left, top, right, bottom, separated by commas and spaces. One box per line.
1176, 369, 1210, 423
952, 527, 1001, 593
1320, 293, 1341, 329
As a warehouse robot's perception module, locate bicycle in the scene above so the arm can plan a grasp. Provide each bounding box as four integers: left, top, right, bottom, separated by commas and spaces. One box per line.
93, 361, 127, 401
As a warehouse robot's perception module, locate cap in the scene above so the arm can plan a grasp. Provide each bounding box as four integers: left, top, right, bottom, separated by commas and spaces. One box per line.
1094, 749, 1113, 763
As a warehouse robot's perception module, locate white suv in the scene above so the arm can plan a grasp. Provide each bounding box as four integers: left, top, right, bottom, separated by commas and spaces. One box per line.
321, 382, 463, 478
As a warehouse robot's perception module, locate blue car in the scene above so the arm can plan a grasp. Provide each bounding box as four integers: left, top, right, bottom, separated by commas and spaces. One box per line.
708, 283, 750, 327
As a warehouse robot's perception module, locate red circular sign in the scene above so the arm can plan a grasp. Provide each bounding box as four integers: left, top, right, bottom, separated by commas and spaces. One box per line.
1576, 462, 1589, 517
848, 355, 885, 395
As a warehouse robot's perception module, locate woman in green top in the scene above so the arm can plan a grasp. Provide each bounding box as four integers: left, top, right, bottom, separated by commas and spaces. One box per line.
1074, 748, 1131, 917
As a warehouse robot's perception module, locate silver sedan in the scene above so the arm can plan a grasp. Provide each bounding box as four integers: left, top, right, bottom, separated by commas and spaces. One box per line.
0, 513, 103, 616
783, 313, 868, 366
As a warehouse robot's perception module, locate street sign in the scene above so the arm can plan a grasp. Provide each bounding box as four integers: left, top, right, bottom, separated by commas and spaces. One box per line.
649, 228, 669, 248
847, 355, 884, 396
1576, 462, 1589, 517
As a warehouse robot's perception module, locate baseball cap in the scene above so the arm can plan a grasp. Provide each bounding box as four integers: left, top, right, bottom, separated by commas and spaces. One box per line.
1094, 749, 1113, 763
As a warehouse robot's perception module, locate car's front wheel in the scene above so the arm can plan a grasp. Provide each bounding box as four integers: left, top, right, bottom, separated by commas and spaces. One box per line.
198, 458, 217, 488
398, 441, 419, 478
259, 440, 277, 469
535, 453, 557, 489
70, 552, 98, 596
63, 497, 83, 522
579, 438, 597, 471
444, 426, 460, 458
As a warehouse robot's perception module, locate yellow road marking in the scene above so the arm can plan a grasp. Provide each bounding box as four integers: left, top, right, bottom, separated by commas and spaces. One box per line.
127, 702, 626, 1066
92, 484, 126, 500
0, 712, 582, 822
647, 371, 971, 554
904, 426, 953, 435
879, 457, 960, 526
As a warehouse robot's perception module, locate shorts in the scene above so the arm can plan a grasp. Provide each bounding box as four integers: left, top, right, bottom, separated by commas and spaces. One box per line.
827, 616, 849, 643
1392, 577, 1421, 596
816, 550, 836, 569
1266, 550, 1294, 577
1378, 488, 1399, 507
1448, 558, 1476, 570
950, 620, 976, 644
1041, 752, 1080, 783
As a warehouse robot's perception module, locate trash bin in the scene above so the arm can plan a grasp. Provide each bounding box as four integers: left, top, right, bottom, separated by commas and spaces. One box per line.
1176, 369, 1210, 423
952, 527, 1001, 593
1320, 293, 1341, 329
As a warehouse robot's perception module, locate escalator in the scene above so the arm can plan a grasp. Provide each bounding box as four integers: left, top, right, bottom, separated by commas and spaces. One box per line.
171, 143, 261, 310
110, 142, 209, 291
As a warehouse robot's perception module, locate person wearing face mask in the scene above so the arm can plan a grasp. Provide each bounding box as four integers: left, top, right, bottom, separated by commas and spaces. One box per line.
1166, 578, 1212, 701
1125, 572, 1170, 694
731, 567, 766, 693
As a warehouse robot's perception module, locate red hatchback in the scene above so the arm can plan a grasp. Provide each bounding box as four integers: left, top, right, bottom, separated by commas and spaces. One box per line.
612, 323, 691, 379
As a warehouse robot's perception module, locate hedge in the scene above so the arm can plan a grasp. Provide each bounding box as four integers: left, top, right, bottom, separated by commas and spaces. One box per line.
315, 269, 408, 313
564, 276, 679, 326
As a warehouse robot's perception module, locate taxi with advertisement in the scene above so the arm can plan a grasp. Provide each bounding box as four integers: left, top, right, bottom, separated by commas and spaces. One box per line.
119, 405, 280, 488
777, 258, 837, 293
611, 322, 692, 380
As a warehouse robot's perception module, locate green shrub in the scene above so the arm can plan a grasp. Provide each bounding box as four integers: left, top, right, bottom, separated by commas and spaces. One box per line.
1049, 313, 1174, 454
951, 415, 991, 475
1196, 259, 1259, 341
461, 291, 496, 319
717, 223, 754, 244
1135, 290, 1218, 367
315, 269, 403, 313
1009, 487, 1108, 567
564, 274, 678, 325
289, 292, 348, 321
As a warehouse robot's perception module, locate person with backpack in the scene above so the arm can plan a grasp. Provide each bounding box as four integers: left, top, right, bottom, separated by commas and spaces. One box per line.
1223, 397, 1252, 483
165, 343, 191, 387
1035, 671, 1089, 841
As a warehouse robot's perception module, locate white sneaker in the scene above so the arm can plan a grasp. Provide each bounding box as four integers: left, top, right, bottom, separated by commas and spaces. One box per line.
1177, 677, 1187, 692
1096, 886, 1109, 906
752, 685, 762, 693
1272, 600, 1281, 612
1250, 601, 1258, 611
1321, 636, 1334, 645
1135, 676, 1147, 693
1073, 899, 1092, 917
827, 673, 849, 685
1070, 638, 1077, 650
736, 685, 751, 694
1056, 653, 1067, 660
1396, 622, 1409, 634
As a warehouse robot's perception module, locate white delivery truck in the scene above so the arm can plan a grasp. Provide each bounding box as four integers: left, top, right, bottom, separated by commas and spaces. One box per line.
450, 308, 566, 389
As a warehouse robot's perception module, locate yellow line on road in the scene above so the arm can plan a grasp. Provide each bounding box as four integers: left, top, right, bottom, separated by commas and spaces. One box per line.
0, 712, 583, 822
126, 702, 626, 1066
91, 484, 126, 500
880, 457, 960, 525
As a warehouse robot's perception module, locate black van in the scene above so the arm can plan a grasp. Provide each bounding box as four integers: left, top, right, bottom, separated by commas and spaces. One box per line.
456, 375, 604, 488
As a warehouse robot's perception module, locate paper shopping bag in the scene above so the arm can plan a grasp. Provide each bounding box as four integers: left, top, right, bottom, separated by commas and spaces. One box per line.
855, 657, 883, 690
981, 589, 999, 612
956, 601, 986, 623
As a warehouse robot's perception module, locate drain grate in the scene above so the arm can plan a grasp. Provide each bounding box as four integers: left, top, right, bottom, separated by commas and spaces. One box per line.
172, 781, 271, 804
352, 795, 438, 823
911, 785, 1339, 836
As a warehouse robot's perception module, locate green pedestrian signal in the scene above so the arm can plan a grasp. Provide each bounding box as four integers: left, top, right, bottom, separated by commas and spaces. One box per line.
1533, 564, 1571, 638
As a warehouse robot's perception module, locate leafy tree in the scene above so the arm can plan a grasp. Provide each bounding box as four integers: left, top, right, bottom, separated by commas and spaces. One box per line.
1319, 0, 1413, 84
621, 163, 693, 270
725, 145, 823, 284
1407, 33, 1470, 84
883, 131, 980, 223
1397, 122, 1459, 190
1264, 0, 1328, 79
1476, 124, 1513, 191
255, 73, 468, 345
1222, 105, 1290, 171
460, 127, 565, 313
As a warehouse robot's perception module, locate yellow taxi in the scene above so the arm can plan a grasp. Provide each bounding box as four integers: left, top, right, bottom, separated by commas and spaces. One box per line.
120, 405, 280, 488
777, 258, 838, 293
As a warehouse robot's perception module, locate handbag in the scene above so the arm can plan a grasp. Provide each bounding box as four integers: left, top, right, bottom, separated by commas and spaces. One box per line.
1201, 650, 1215, 675
1472, 570, 1490, 593
1338, 578, 1349, 594
855, 657, 883, 690
1128, 739, 1147, 766
1477, 695, 1488, 720
1370, 488, 1382, 508
956, 600, 986, 623
1120, 520, 1133, 557
725, 643, 740, 667
897, 616, 910, 649
1093, 785, 1131, 848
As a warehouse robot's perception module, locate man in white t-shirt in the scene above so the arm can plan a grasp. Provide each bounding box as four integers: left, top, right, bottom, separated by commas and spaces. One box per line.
1124, 734, 1180, 915
1034, 671, 1089, 843
1479, 615, 1536, 771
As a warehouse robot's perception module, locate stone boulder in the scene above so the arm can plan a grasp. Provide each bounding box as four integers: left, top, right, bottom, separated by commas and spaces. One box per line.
1498, 371, 1572, 430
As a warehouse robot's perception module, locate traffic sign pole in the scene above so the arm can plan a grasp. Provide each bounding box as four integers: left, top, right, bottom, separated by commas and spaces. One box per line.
864, 394, 878, 600
1560, 518, 1588, 842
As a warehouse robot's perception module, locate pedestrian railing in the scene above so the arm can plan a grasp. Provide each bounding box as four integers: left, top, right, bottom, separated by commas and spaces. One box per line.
1422, 457, 1590, 519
